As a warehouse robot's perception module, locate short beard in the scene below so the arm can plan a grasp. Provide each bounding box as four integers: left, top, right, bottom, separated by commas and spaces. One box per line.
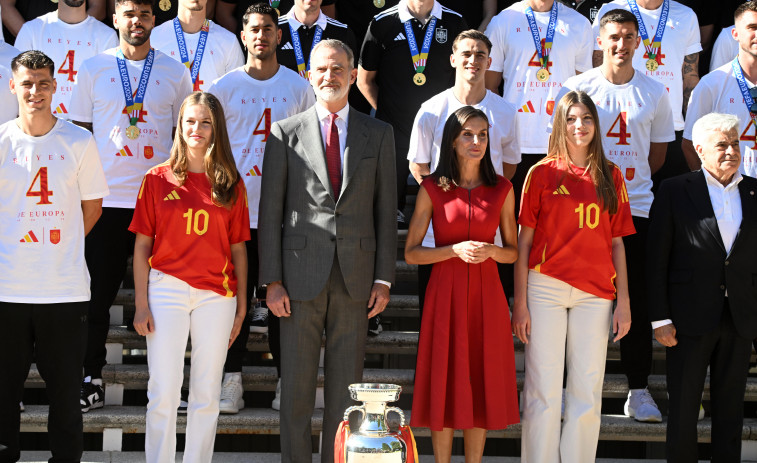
62, 0, 86, 7
121, 28, 151, 46
314, 85, 348, 103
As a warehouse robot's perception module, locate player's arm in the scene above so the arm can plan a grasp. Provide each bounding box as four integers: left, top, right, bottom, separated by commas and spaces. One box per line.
409, 162, 430, 185
502, 162, 516, 180
485, 70, 502, 93
73, 121, 93, 132
87, 0, 106, 21
479, 0, 497, 31
215, 0, 236, 32
0, 0, 25, 37
682, 52, 700, 116
357, 66, 379, 110
81, 198, 103, 236
592, 50, 603, 68
322, 4, 336, 19
648, 142, 668, 175
205, 0, 217, 19
681, 137, 700, 170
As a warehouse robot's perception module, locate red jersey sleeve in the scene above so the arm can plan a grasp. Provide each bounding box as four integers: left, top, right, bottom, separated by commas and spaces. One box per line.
610, 166, 636, 238
518, 163, 544, 229
228, 180, 251, 244
129, 171, 157, 237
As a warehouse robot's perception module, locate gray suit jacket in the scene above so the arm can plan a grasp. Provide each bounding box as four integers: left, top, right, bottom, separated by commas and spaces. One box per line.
258, 105, 397, 301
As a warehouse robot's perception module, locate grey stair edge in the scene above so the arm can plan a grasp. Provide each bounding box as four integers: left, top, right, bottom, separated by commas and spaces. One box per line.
19, 406, 757, 442
25, 366, 757, 400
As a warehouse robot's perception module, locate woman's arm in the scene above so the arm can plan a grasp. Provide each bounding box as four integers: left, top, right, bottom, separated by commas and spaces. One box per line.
228, 241, 248, 348
611, 236, 631, 342
133, 233, 155, 336
512, 225, 534, 344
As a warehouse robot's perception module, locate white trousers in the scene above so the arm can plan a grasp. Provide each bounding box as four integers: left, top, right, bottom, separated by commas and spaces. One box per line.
144, 270, 236, 463
521, 271, 612, 463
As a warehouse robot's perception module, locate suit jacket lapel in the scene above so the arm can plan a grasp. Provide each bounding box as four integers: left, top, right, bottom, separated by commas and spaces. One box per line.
686, 172, 726, 253
342, 110, 369, 195
296, 107, 335, 199
730, 179, 757, 256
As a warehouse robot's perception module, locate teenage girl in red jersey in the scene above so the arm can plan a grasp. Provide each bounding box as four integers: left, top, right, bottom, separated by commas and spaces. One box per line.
129, 92, 250, 463
513, 90, 635, 463
406, 106, 520, 463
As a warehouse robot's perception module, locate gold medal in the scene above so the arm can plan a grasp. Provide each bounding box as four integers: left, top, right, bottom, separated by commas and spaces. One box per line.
374, 0, 386, 7
274, 7, 280, 16
413, 73, 426, 86
159, 0, 171, 11
646, 58, 659, 71
126, 125, 140, 140
536, 68, 550, 82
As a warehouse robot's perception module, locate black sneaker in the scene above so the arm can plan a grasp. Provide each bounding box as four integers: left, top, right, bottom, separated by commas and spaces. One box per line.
80, 380, 104, 413
397, 210, 408, 230
249, 300, 269, 334
368, 315, 383, 336
178, 387, 189, 414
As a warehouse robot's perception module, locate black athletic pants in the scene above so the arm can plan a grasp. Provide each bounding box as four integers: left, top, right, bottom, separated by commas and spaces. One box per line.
620, 216, 652, 389
83, 208, 135, 380
0, 302, 87, 463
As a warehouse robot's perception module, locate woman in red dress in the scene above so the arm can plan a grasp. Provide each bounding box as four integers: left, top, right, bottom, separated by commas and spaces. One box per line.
406, 106, 520, 462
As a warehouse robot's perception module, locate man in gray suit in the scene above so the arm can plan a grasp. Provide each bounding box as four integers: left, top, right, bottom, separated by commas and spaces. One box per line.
258, 39, 397, 462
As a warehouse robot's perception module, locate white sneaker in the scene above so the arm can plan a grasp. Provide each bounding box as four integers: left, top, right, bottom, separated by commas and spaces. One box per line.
271, 378, 281, 411
624, 387, 662, 422
219, 373, 244, 414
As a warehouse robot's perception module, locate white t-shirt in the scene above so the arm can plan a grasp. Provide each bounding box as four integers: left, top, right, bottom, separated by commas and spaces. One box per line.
592, 0, 702, 131
710, 26, 737, 73
556, 68, 675, 217
0, 119, 109, 303
69, 48, 192, 208
407, 88, 521, 246
0, 65, 17, 123
207, 66, 314, 227
683, 61, 757, 177
486, 1, 593, 154
14, 12, 118, 117
151, 19, 244, 92
0, 41, 19, 68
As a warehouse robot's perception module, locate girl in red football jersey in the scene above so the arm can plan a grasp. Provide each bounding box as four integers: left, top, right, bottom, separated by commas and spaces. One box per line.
513, 91, 634, 463
129, 92, 250, 463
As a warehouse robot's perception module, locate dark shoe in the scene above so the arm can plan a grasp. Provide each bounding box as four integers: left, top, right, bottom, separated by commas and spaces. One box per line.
80, 379, 104, 413
178, 387, 189, 414
368, 315, 383, 336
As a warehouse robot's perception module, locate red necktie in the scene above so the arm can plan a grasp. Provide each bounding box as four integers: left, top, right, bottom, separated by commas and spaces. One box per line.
326, 113, 342, 198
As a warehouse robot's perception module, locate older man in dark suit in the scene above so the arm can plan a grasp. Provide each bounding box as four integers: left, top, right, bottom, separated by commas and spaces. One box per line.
647, 112, 757, 463
258, 39, 397, 463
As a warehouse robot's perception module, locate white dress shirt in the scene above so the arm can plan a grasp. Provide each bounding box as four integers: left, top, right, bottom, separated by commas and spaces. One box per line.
652, 168, 743, 329
313, 102, 391, 289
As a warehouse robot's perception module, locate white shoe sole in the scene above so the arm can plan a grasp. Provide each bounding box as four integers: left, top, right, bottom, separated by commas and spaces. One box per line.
624, 405, 662, 423
219, 400, 244, 414
81, 401, 104, 413
249, 326, 268, 334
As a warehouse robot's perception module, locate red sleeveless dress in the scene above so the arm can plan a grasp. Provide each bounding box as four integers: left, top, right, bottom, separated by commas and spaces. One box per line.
410, 176, 520, 431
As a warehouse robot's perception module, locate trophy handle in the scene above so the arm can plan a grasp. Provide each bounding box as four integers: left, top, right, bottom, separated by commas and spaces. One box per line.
385, 406, 406, 427
343, 405, 365, 422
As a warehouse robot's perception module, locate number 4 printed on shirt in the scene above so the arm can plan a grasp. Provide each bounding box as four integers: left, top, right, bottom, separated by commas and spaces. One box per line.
58, 50, 77, 82
253, 108, 272, 142
606, 112, 632, 145
740, 119, 757, 149
528, 39, 553, 69
26, 167, 54, 205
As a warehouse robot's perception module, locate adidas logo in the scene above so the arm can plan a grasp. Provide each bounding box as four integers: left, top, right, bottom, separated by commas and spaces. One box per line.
394, 32, 406, 41
20, 230, 39, 243
54, 103, 68, 114
164, 190, 181, 201
552, 185, 570, 195
281, 42, 293, 50
518, 101, 536, 113
245, 166, 262, 177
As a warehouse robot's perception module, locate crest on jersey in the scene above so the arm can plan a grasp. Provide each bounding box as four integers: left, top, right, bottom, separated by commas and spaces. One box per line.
626, 168, 635, 181
546, 100, 555, 116
436, 28, 448, 44
50, 229, 61, 245
144, 146, 154, 160
590, 7, 600, 22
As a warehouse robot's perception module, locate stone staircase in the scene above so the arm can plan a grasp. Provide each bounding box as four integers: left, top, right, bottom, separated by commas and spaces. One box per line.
16, 229, 757, 461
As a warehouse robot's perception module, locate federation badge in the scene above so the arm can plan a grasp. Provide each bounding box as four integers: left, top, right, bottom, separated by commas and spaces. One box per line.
144, 146, 154, 160
50, 229, 61, 245
126, 125, 139, 140
646, 58, 659, 72
589, 6, 599, 22
546, 100, 555, 116
536, 68, 550, 82
374, 0, 385, 7
435, 28, 448, 44
626, 168, 635, 181
159, 0, 171, 11
413, 73, 426, 86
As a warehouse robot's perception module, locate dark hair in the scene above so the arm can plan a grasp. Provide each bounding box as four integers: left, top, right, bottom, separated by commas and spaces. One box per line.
115, 0, 154, 8
243, 3, 279, 28
599, 8, 639, 33
735, 1, 757, 21
171, 92, 241, 207
549, 91, 619, 214
452, 29, 493, 55
431, 106, 498, 189
11, 50, 55, 77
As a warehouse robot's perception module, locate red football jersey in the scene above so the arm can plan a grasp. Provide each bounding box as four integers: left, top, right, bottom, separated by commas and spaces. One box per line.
519, 157, 635, 300
129, 163, 251, 297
